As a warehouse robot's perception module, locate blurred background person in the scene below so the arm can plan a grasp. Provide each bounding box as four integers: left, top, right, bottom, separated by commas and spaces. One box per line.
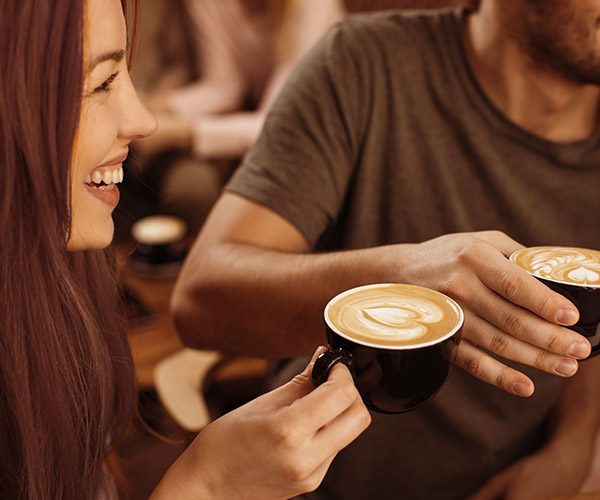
117, 0, 472, 238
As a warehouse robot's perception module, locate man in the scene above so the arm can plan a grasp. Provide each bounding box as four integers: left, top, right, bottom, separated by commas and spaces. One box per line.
171, 0, 600, 498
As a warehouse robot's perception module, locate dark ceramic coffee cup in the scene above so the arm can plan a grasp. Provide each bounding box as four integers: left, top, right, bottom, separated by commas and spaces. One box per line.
129, 215, 187, 271
312, 284, 464, 414
510, 246, 600, 358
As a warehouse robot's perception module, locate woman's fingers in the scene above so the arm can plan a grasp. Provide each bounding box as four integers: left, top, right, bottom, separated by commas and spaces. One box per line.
248, 362, 369, 489
253, 356, 369, 459
257, 346, 329, 410
287, 368, 371, 483
284, 363, 369, 434
312, 383, 371, 452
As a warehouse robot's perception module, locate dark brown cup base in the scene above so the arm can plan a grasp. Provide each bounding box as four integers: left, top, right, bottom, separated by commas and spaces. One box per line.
312, 325, 462, 414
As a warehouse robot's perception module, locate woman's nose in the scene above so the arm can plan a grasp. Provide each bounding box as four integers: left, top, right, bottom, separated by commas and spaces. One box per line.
119, 76, 158, 141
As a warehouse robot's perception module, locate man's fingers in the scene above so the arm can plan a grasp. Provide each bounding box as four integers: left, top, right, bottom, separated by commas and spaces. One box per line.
472, 230, 524, 258
460, 277, 590, 358
462, 313, 580, 378
444, 237, 590, 360
479, 255, 580, 327
456, 340, 534, 397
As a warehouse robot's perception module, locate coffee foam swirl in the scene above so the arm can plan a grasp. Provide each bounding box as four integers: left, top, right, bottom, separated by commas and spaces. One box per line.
510, 247, 600, 287
326, 284, 462, 348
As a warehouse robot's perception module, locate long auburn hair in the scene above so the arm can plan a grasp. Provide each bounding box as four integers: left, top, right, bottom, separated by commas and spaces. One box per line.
0, 0, 136, 498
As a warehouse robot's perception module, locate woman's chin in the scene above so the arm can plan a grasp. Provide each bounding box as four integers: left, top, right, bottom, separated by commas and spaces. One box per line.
66, 220, 115, 251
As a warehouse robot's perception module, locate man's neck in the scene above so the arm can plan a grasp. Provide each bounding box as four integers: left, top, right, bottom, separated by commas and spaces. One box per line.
462, 4, 600, 143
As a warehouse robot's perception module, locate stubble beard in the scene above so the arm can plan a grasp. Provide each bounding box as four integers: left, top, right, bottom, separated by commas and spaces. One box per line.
515, 1, 600, 85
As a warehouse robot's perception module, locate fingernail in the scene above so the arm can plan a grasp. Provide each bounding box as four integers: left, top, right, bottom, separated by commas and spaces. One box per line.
310, 345, 327, 363
513, 381, 533, 397
568, 342, 590, 359
557, 308, 579, 326
553, 359, 578, 377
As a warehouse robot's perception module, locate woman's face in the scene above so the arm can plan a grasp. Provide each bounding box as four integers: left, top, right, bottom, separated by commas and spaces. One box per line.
67, 0, 157, 251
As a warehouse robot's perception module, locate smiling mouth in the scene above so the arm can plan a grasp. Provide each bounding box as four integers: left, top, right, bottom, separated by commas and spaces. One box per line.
84, 165, 124, 190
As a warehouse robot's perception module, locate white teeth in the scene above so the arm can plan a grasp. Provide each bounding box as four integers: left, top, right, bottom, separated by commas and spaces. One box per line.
86, 166, 123, 185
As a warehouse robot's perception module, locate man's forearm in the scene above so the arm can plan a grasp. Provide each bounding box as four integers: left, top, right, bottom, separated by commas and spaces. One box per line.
170, 194, 588, 397
171, 240, 399, 358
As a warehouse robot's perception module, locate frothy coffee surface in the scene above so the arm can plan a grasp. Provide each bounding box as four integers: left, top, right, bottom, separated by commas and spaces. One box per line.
326, 284, 462, 347
511, 246, 600, 287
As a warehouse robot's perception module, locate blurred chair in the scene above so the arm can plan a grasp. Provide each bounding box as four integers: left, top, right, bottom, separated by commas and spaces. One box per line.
154, 348, 272, 432
154, 348, 222, 432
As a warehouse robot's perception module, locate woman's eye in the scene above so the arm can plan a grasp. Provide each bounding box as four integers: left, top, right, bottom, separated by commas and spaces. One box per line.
94, 71, 119, 93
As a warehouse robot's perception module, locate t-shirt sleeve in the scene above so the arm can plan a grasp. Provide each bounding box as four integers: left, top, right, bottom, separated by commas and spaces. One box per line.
225, 18, 371, 247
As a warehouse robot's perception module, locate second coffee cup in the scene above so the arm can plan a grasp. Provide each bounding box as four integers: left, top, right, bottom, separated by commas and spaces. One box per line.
510, 246, 600, 357
312, 283, 464, 414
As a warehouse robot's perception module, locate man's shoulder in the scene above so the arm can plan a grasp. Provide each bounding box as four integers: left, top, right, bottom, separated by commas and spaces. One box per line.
318, 6, 466, 69
315, 7, 466, 84
333, 7, 464, 41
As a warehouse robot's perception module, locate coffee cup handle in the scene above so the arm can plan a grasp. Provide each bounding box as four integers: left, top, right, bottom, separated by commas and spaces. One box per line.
312, 348, 353, 387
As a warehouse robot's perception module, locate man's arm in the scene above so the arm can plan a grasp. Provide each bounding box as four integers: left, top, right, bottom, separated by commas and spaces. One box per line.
171, 192, 590, 397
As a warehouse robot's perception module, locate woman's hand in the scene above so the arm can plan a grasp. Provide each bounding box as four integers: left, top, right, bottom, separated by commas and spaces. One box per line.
151, 346, 371, 499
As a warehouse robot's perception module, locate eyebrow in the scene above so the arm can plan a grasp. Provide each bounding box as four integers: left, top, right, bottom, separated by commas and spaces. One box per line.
85, 49, 125, 75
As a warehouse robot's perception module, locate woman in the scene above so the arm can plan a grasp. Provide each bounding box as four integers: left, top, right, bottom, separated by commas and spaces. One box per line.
0, 0, 371, 498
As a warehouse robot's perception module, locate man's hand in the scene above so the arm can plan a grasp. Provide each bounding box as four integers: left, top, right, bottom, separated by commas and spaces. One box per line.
404, 231, 590, 396
466, 440, 591, 500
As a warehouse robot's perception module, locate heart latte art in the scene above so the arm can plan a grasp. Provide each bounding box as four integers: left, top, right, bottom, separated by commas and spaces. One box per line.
510, 247, 600, 287
326, 284, 463, 347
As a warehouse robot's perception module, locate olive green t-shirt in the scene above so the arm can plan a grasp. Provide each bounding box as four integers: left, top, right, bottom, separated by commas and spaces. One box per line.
226, 8, 600, 500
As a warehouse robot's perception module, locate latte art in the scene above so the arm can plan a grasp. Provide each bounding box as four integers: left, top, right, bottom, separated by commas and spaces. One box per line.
326, 284, 463, 347
352, 299, 444, 340
510, 247, 600, 287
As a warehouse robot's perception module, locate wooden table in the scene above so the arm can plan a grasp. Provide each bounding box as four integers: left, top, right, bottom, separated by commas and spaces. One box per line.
122, 268, 185, 388
549, 493, 600, 500
114, 241, 190, 388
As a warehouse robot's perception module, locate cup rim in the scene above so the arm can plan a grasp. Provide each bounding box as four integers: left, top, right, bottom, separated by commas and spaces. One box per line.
324, 283, 464, 350
509, 247, 600, 290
